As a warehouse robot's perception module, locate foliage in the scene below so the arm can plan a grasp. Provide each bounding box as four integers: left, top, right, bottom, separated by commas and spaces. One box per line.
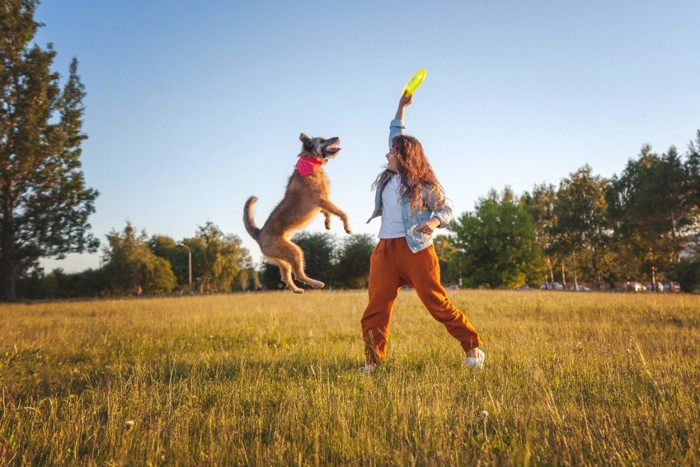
519, 183, 558, 284
450, 188, 544, 289
514, 135, 700, 290
13, 223, 255, 298
102, 222, 176, 295
148, 235, 187, 288
146, 226, 253, 293
667, 257, 700, 293
259, 261, 285, 290
257, 233, 375, 290
236, 266, 262, 291
0, 0, 99, 301
685, 131, 700, 255
183, 222, 251, 293
606, 144, 697, 284
551, 165, 613, 288
16, 267, 108, 299
292, 231, 336, 287
250, 231, 337, 292
433, 234, 461, 286
333, 233, 376, 289
1, 291, 698, 464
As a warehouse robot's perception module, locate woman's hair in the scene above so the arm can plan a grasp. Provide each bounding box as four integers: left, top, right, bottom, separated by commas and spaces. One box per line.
372, 134, 444, 210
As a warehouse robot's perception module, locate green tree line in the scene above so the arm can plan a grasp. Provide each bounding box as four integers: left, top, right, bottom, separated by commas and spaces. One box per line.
16, 226, 377, 299
14, 133, 700, 298
17, 221, 256, 298
438, 133, 700, 292
258, 232, 376, 291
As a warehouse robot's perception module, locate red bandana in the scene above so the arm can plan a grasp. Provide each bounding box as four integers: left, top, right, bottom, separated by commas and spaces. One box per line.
296, 156, 323, 176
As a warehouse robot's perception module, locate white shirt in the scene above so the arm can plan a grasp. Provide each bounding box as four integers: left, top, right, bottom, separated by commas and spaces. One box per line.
378, 174, 406, 239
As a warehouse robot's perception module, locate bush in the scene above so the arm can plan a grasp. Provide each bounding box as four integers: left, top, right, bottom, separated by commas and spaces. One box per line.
668, 258, 700, 293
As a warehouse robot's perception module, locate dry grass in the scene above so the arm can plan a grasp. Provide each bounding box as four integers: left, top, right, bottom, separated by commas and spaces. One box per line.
1, 290, 698, 465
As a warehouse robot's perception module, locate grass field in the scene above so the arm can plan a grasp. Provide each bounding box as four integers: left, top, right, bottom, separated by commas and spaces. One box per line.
1, 290, 699, 465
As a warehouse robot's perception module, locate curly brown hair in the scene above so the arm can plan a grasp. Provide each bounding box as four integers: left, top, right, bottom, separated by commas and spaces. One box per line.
372, 134, 444, 211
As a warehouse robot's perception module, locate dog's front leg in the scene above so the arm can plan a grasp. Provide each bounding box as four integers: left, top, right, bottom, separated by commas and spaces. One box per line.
318, 199, 352, 234
321, 210, 332, 230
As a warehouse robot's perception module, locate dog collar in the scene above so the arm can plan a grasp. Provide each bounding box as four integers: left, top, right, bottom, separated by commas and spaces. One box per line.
296, 156, 323, 176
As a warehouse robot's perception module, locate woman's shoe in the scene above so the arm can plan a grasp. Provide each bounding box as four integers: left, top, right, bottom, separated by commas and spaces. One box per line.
465, 348, 485, 369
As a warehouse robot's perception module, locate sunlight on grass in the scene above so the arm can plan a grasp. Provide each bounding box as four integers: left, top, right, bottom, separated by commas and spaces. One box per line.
1, 291, 698, 464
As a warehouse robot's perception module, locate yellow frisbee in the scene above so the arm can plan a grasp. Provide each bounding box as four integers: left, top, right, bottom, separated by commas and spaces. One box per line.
402, 68, 427, 96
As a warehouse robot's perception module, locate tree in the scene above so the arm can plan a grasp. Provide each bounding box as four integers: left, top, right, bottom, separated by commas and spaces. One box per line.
685, 131, 700, 255
185, 222, 251, 293
259, 260, 285, 290
607, 144, 695, 286
450, 188, 544, 289
292, 231, 336, 287
433, 234, 461, 286
16, 266, 108, 299
334, 233, 375, 288
520, 183, 558, 286
257, 232, 336, 291
667, 257, 700, 293
551, 165, 612, 289
237, 265, 262, 291
1, 0, 98, 301
148, 234, 191, 291
686, 131, 700, 208
257, 232, 375, 290
102, 222, 176, 295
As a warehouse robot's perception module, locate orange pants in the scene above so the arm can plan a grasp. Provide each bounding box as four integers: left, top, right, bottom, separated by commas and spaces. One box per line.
361, 238, 482, 365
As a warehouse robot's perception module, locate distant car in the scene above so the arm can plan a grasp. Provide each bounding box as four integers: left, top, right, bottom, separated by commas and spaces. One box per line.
571, 285, 591, 291
627, 281, 646, 292
664, 282, 681, 292
541, 282, 564, 290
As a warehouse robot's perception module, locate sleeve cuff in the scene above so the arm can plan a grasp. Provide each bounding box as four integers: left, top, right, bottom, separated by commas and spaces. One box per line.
433, 214, 449, 229
389, 118, 405, 129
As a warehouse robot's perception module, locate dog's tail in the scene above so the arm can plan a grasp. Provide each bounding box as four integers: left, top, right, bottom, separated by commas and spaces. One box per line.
243, 196, 261, 240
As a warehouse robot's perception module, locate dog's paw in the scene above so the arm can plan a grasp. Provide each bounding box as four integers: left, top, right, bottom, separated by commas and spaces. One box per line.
344, 227, 352, 234
292, 288, 304, 294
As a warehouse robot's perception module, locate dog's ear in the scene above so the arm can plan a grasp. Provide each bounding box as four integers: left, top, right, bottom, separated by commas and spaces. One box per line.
299, 133, 314, 153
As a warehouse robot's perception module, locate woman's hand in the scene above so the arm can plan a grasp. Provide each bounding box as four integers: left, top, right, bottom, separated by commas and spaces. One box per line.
394, 93, 413, 120
416, 217, 440, 235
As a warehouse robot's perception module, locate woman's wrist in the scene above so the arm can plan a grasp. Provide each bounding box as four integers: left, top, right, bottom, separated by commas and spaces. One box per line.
395, 94, 412, 120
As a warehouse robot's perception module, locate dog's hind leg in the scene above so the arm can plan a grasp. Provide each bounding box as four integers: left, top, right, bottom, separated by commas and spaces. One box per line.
322, 210, 331, 230
279, 239, 325, 289
271, 257, 304, 294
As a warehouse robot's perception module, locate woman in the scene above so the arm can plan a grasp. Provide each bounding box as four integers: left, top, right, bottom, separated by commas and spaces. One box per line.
360, 93, 485, 372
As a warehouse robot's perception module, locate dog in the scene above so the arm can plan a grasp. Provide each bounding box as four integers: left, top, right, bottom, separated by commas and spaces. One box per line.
244, 133, 351, 293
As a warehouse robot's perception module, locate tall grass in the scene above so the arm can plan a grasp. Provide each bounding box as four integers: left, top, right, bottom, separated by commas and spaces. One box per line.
1, 290, 698, 465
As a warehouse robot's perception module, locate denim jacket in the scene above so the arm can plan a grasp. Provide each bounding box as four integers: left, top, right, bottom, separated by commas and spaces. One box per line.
366, 119, 454, 253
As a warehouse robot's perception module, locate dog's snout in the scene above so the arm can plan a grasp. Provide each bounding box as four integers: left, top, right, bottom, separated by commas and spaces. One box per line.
322, 137, 341, 157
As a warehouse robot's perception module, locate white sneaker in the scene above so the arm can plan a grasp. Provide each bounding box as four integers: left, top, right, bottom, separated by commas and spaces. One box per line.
465, 348, 485, 369
358, 364, 376, 373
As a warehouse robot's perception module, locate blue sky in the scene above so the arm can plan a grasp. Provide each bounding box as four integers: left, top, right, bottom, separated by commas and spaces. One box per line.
34, 1, 700, 272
